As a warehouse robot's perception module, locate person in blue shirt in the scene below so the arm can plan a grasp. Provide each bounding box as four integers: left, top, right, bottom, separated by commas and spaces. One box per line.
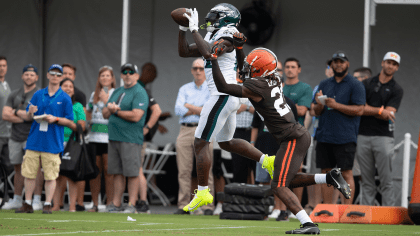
312, 51, 366, 205
16, 64, 75, 214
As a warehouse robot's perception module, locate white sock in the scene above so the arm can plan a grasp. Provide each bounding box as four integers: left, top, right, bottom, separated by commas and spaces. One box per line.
25, 200, 32, 205
198, 185, 208, 191
259, 154, 265, 164
296, 209, 313, 225
44, 202, 51, 206
14, 195, 22, 202
314, 174, 327, 184
34, 195, 41, 202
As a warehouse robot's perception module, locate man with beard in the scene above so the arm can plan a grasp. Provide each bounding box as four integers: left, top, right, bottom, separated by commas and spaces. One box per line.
355, 52, 403, 206
312, 51, 365, 204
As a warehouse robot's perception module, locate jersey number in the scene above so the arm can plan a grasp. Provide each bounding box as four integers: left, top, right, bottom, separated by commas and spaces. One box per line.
271, 86, 291, 116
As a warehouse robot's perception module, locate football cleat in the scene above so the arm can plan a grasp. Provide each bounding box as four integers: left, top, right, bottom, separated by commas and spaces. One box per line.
183, 189, 213, 212
326, 168, 352, 199
285, 223, 320, 234
262, 154, 275, 179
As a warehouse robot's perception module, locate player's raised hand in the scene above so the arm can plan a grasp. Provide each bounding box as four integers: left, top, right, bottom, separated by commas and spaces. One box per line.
233, 32, 247, 49
184, 8, 199, 32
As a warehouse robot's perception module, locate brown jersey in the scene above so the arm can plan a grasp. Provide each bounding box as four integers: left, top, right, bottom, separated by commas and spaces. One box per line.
243, 77, 307, 142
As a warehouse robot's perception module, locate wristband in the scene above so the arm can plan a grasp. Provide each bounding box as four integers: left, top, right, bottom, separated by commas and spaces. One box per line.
235, 46, 243, 50
114, 110, 118, 116
56, 117, 60, 123
250, 141, 255, 144
145, 124, 150, 130
179, 25, 188, 31
378, 106, 384, 115
246, 106, 250, 112
14, 109, 18, 116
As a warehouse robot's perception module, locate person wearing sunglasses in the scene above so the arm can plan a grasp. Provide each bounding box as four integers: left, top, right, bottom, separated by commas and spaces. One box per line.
15, 64, 75, 214
355, 52, 403, 207
2, 64, 43, 211
102, 63, 149, 214
312, 51, 366, 205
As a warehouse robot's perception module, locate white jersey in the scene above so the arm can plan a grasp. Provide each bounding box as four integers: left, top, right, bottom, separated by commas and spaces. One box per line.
203, 26, 239, 96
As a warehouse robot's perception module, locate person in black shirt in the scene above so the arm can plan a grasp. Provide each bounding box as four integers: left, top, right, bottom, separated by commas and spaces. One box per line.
356, 52, 403, 206
207, 45, 351, 234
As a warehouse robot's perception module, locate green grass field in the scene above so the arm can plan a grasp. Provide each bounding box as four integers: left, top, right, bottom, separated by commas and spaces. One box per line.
0, 210, 418, 235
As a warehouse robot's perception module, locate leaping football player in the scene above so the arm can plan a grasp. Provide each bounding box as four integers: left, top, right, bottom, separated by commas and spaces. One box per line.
178, 4, 276, 212
203, 46, 353, 234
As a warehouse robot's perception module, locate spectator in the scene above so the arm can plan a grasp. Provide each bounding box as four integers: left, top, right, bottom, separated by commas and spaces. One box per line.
173, 59, 213, 215
103, 63, 148, 213
15, 64, 75, 214
252, 96, 298, 221
356, 52, 403, 206
86, 65, 116, 212
282, 57, 312, 211
54, 78, 86, 212
303, 59, 333, 213
62, 63, 87, 211
0, 56, 11, 180
2, 64, 43, 211
312, 51, 366, 204
353, 67, 372, 82
135, 62, 162, 214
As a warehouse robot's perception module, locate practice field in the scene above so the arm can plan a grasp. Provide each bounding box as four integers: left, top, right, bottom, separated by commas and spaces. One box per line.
0, 210, 418, 235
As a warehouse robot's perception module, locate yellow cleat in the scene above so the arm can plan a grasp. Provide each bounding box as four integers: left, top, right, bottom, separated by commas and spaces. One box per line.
183, 188, 213, 212
262, 154, 275, 179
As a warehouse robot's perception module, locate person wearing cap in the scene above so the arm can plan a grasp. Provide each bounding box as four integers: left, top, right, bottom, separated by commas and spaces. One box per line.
14, 64, 75, 214
1, 64, 44, 211
312, 51, 366, 204
102, 63, 149, 213
355, 52, 403, 206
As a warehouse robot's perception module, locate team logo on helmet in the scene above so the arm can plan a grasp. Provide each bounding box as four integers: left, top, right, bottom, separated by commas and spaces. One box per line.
203, 3, 241, 32
243, 48, 278, 78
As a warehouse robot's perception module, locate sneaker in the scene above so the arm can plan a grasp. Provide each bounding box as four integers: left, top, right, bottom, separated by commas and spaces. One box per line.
268, 209, 281, 219
15, 202, 34, 213
203, 209, 213, 215
213, 202, 223, 215
174, 208, 190, 215
285, 223, 320, 234
2, 199, 22, 210
42, 205, 52, 214
135, 200, 150, 214
32, 199, 43, 211
76, 204, 85, 211
182, 189, 213, 212
276, 211, 290, 221
106, 203, 124, 213
262, 155, 275, 179
122, 202, 137, 214
326, 168, 351, 199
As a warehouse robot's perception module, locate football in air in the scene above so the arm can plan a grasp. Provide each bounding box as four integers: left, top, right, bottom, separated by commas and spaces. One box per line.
171, 8, 190, 27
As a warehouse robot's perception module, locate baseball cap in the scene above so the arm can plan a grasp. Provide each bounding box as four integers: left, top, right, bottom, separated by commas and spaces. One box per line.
48, 64, 63, 73
331, 51, 349, 62
121, 63, 139, 74
383, 52, 401, 64
22, 64, 38, 74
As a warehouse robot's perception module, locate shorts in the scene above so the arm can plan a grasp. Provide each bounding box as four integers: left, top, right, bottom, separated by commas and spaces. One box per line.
195, 95, 240, 142
316, 142, 356, 170
9, 139, 26, 165
271, 132, 311, 189
21, 150, 61, 181
91, 142, 108, 156
108, 140, 141, 177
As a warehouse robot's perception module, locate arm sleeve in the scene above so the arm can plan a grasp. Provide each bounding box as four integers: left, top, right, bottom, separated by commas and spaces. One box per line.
299, 84, 312, 108
243, 79, 267, 100
146, 88, 157, 107
132, 89, 149, 111
5, 91, 14, 108
174, 86, 189, 117
386, 85, 404, 110
75, 103, 86, 121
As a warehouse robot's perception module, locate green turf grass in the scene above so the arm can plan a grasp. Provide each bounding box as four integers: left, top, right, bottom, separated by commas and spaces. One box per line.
0, 210, 418, 235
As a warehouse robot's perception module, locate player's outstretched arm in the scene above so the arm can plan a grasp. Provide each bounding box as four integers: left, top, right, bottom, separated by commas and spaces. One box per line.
233, 32, 247, 71
178, 30, 201, 57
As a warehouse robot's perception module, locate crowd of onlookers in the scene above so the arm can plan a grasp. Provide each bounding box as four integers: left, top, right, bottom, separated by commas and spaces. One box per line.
0, 50, 403, 217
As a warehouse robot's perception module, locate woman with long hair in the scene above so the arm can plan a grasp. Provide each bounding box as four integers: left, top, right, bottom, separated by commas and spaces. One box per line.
86, 66, 116, 212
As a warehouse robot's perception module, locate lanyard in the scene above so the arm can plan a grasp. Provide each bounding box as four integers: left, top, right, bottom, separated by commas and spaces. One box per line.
42, 89, 62, 106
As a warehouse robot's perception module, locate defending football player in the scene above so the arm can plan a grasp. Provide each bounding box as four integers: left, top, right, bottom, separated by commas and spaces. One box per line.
178, 4, 275, 213
206, 47, 353, 234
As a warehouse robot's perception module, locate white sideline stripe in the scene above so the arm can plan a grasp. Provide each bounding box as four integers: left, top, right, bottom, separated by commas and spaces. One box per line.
2, 226, 252, 236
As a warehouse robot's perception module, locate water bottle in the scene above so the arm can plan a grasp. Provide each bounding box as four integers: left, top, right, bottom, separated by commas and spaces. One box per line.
389, 111, 395, 132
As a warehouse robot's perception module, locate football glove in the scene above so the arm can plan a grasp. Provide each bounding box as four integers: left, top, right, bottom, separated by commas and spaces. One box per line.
233, 32, 247, 49
184, 8, 199, 32
179, 25, 189, 31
